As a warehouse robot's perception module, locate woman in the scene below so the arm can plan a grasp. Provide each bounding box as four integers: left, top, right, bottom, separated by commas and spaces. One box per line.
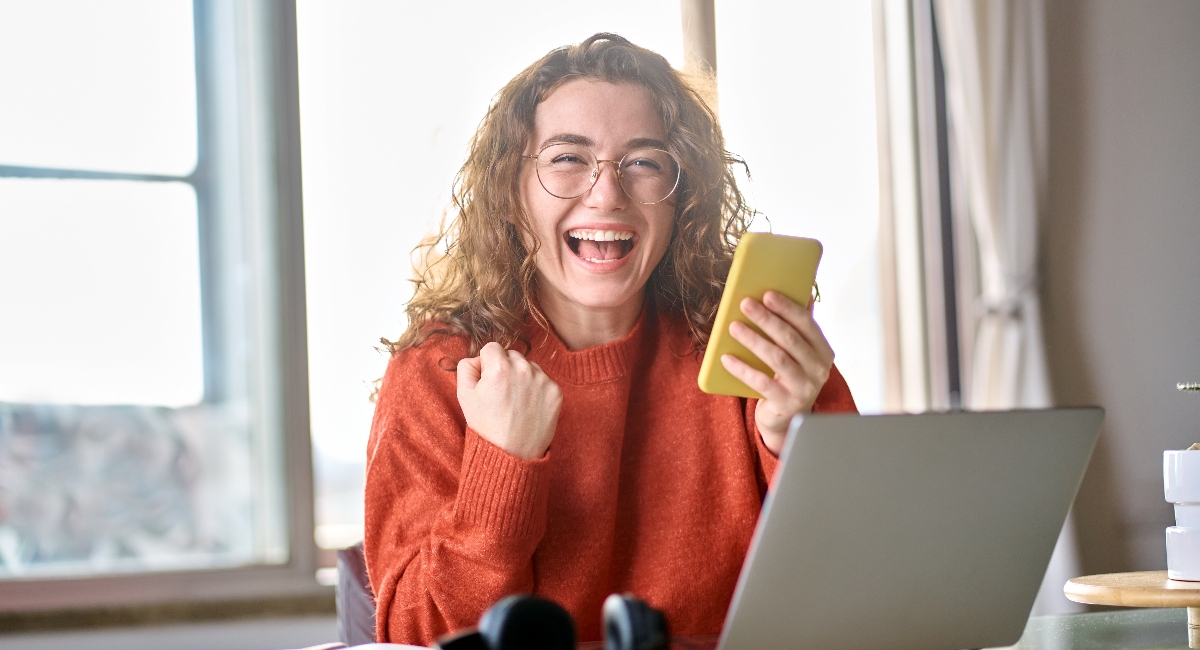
364, 33, 856, 646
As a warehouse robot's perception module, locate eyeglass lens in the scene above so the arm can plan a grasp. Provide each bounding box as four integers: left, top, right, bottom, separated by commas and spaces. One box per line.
534, 143, 679, 204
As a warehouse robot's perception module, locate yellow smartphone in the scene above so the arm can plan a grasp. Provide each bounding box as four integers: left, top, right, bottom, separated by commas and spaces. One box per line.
697, 232, 823, 399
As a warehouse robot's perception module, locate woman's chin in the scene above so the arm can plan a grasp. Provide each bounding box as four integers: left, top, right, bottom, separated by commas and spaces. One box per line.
568, 286, 644, 311
537, 249, 659, 314
544, 276, 646, 314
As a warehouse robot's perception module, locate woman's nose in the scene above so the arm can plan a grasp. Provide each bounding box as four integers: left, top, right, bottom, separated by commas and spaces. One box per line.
584, 160, 629, 208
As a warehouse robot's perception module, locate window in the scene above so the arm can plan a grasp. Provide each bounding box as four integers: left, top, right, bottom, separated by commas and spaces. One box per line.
0, 1, 320, 609
0, 2, 201, 409
6, 0, 889, 613
715, 0, 885, 412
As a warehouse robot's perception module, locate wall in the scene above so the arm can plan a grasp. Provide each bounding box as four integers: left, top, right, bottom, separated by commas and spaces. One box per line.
1044, 0, 1200, 574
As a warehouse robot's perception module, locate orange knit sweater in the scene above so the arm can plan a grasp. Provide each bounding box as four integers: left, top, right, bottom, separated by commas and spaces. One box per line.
364, 306, 857, 645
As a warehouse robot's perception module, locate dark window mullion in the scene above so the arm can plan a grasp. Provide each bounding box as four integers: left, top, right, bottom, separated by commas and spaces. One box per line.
929, 2, 961, 409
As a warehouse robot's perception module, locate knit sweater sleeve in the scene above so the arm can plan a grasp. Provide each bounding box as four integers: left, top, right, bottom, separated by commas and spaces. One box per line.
363, 338, 552, 646
747, 363, 859, 490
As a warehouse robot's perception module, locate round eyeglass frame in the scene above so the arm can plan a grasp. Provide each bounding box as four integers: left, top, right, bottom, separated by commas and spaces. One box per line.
522, 144, 682, 205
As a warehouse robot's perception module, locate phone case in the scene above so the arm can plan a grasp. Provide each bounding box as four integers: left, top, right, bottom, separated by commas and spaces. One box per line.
697, 232, 823, 399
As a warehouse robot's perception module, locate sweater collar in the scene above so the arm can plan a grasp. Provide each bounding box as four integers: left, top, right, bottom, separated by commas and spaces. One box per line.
526, 303, 653, 385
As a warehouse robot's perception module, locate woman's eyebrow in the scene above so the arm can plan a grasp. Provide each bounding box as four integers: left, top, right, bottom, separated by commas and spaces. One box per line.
539, 133, 595, 149
625, 137, 668, 150
536, 134, 669, 151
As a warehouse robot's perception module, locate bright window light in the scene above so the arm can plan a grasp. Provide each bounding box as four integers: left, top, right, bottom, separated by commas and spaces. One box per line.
716, 0, 884, 412
0, 0, 197, 175
0, 179, 204, 407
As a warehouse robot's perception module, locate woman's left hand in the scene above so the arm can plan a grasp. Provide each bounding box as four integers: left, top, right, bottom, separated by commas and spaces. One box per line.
720, 290, 835, 456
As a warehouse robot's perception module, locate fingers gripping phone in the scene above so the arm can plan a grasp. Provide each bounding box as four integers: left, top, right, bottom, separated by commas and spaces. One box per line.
697, 232, 823, 399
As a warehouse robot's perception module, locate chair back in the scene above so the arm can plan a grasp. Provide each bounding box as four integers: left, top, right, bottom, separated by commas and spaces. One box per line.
336, 542, 377, 646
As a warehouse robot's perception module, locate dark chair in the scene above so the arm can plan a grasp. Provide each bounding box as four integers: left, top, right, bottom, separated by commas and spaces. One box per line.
336, 542, 378, 646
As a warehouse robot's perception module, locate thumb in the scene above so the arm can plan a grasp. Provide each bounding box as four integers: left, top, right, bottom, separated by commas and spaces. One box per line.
457, 356, 482, 394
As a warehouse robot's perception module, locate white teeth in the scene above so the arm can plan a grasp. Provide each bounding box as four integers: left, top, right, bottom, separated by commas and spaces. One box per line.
568, 228, 634, 241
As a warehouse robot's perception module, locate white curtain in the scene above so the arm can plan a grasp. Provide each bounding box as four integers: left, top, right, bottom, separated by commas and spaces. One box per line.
933, 0, 1082, 616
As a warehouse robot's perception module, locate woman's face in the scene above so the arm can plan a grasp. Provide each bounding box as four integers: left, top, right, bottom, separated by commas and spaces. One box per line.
519, 79, 675, 321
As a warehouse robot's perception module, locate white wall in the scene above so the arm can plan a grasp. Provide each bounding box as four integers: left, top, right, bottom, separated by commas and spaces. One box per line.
1043, 0, 1200, 573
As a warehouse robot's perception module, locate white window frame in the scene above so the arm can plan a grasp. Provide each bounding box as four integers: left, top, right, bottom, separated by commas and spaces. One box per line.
0, 0, 323, 611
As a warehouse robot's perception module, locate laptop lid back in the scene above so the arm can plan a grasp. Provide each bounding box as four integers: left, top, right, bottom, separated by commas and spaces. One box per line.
719, 408, 1102, 650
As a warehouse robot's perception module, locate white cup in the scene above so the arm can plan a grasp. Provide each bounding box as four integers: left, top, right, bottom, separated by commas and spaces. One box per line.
1165, 450, 1200, 503
1177, 505, 1200, 527
1165, 449, 1200, 580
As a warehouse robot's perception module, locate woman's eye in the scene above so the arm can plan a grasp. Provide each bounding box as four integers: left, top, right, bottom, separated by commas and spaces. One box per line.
626, 158, 662, 171
551, 154, 585, 165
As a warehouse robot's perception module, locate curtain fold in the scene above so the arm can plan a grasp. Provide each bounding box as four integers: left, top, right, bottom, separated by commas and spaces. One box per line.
933, 0, 1080, 616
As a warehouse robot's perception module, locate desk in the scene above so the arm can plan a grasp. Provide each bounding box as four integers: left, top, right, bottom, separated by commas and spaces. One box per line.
1001, 608, 1187, 649
577, 609, 1190, 650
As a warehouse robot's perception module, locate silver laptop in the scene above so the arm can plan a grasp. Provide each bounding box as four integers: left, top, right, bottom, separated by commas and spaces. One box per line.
719, 408, 1102, 650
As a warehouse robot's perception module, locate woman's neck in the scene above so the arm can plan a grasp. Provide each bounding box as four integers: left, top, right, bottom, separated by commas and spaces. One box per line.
538, 287, 645, 351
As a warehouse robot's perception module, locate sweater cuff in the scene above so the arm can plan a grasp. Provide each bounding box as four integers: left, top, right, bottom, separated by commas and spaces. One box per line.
454, 428, 552, 538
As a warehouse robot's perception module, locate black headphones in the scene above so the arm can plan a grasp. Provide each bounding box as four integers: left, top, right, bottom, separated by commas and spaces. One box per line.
434, 593, 668, 650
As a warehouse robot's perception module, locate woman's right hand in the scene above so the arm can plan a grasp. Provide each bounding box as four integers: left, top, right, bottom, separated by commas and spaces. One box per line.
456, 342, 563, 460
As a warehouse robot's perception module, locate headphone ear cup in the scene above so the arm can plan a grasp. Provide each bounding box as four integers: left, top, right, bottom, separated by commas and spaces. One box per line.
478, 595, 521, 648
602, 593, 669, 650
603, 594, 633, 650
478, 595, 576, 650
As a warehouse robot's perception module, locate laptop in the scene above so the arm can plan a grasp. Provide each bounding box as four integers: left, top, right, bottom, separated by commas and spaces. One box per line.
718, 408, 1103, 650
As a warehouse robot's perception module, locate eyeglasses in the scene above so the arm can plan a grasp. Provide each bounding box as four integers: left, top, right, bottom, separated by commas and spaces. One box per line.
522, 143, 681, 205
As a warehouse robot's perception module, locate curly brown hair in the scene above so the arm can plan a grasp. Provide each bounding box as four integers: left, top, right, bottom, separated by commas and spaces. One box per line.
387, 32, 753, 357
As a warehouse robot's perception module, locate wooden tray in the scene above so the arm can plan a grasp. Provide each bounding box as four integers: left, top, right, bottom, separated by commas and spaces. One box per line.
1066, 570, 1200, 647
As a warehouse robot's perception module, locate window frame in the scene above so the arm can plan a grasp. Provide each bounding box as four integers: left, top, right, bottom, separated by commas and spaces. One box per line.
873, 0, 966, 412
0, 0, 323, 610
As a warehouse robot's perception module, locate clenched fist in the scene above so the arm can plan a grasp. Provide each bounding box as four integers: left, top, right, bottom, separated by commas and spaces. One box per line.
456, 342, 563, 460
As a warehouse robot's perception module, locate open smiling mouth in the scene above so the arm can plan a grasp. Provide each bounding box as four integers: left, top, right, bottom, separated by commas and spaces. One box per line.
565, 228, 635, 264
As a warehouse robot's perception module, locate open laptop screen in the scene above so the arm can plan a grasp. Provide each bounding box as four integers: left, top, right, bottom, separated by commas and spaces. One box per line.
719, 408, 1102, 650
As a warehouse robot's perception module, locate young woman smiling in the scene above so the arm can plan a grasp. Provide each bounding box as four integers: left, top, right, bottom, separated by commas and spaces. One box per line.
364, 33, 857, 646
